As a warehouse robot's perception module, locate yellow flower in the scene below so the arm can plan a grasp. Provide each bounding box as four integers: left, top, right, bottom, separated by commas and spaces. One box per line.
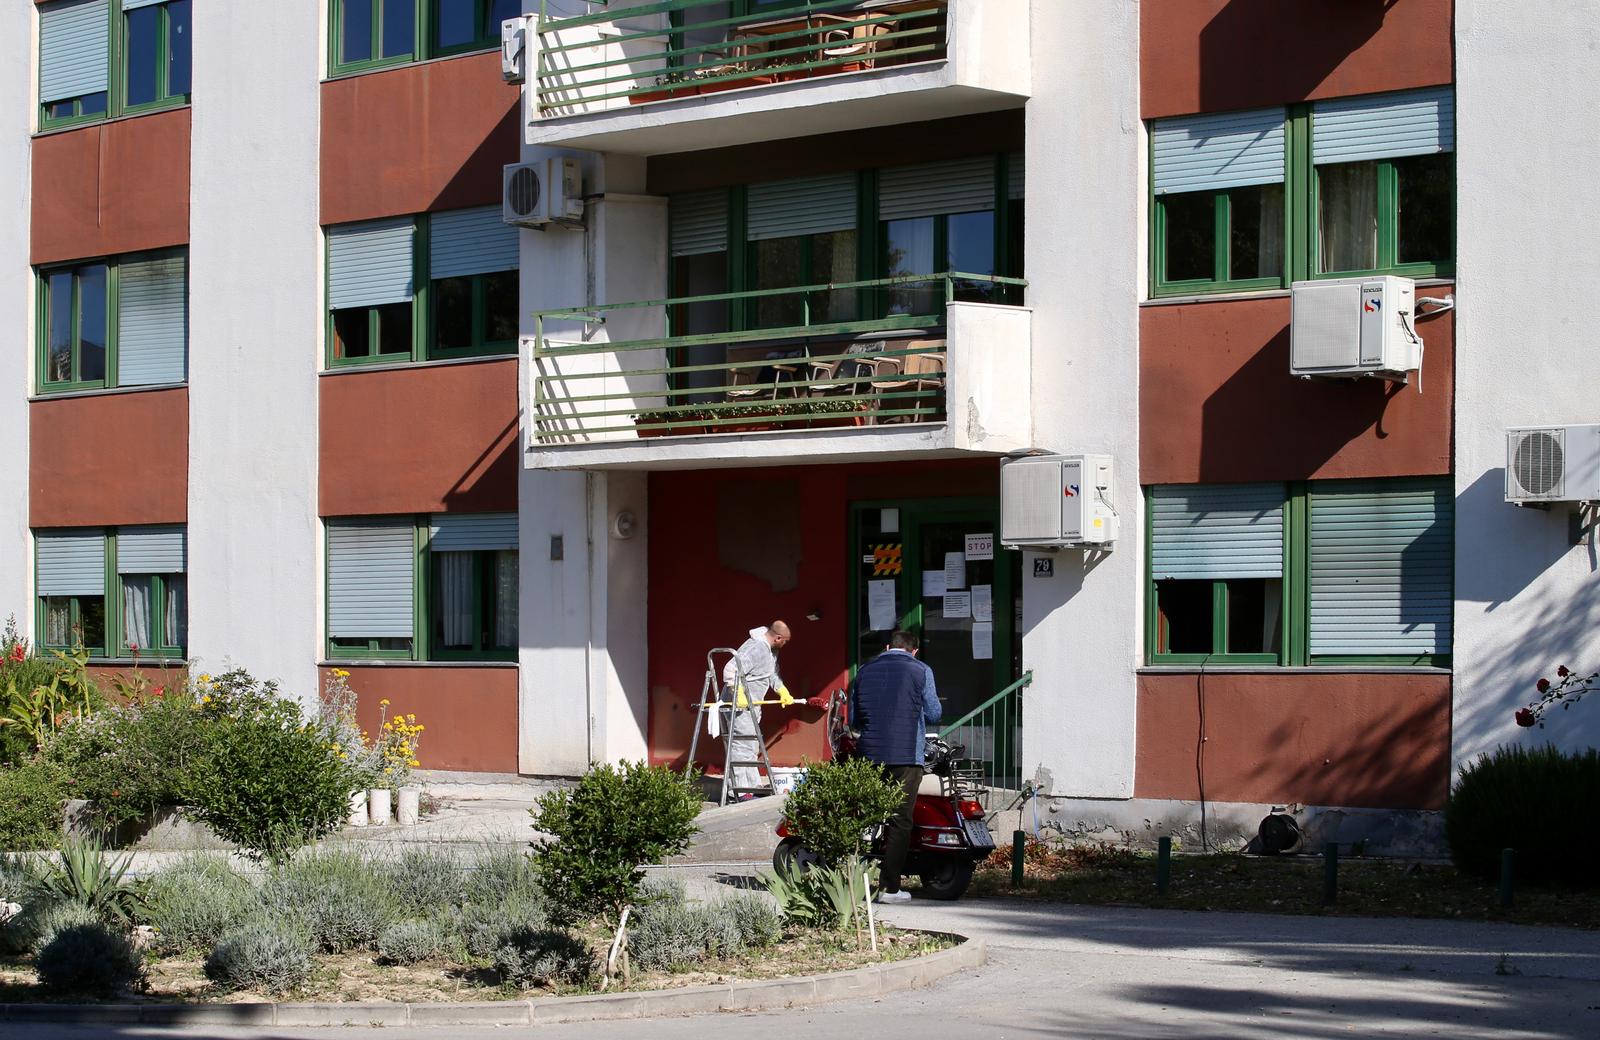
409, 759, 420, 767
380, 698, 390, 706
199, 674, 211, 683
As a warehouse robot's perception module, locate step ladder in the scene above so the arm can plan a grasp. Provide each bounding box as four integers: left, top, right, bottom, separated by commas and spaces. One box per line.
685, 647, 778, 806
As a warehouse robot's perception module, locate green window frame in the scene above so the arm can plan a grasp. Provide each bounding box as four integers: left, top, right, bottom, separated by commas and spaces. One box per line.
1144, 478, 1452, 668
36, 249, 188, 394
428, 549, 518, 661
329, 0, 517, 78
38, 0, 191, 132
35, 528, 188, 661
1149, 93, 1456, 297
324, 517, 519, 663
326, 215, 519, 368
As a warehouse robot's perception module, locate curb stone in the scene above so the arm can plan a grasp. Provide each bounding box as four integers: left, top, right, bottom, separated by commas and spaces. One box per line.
0, 936, 983, 1027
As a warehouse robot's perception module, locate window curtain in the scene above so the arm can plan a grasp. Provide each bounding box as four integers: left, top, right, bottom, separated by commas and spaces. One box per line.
45, 601, 71, 645
437, 552, 475, 647
1319, 163, 1378, 272
1252, 189, 1285, 279
493, 550, 518, 649
164, 575, 186, 649
122, 577, 153, 650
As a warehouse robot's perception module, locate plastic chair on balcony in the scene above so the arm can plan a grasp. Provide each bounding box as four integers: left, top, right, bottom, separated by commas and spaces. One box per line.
866, 342, 946, 424
820, 17, 894, 70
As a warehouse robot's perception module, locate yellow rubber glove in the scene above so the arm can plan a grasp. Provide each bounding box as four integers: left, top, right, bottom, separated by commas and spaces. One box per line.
776, 686, 796, 707
735, 684, 750, 709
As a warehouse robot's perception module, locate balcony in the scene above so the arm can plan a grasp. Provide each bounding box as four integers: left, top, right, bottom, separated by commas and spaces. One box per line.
525, 274, 1032, 470
528, 0, 1030, 154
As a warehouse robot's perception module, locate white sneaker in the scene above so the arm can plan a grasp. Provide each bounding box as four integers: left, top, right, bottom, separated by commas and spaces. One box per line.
877, 889, 912, 904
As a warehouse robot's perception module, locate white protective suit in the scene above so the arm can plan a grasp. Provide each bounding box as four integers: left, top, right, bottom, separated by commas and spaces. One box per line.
721, 627, 785, 793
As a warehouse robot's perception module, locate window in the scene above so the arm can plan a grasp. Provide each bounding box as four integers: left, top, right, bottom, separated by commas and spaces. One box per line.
39, 0, 191, 130
746, 174, 858, 329
37, 251, 188, 393
1146, 478, 1452, 666
36, 526, 187, 659
330, 0, 518, 76
326, 514, 518, 661
879, 156, 1008, 314
1150, 87, 1454, 295
326, 208, 518, 367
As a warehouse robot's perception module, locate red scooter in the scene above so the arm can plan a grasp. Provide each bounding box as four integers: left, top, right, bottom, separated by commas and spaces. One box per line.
772, 691, 995, 900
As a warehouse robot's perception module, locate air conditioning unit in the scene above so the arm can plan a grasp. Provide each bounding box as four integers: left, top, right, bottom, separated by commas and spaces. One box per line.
501, 15, 531, 84
1290, 276, 1422, 380
1506, 425, 1600, 504
1000, 454, 1118, 549
503, 158, 584, 229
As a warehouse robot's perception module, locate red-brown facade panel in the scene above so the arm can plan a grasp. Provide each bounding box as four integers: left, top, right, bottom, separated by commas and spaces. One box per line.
1139, 289, 1454, 485
320, 53, 520, 225
328, 666, 519, 773
318, 359, 519, 516
30, 389, 189, 528
1135, 672, 1452, 809
31, 109, 192, 264
1140, 0, 1454, 119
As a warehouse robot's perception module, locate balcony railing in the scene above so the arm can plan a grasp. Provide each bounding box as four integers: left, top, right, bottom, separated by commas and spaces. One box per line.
535, 0, 951, 116
530, 272, 1024, 443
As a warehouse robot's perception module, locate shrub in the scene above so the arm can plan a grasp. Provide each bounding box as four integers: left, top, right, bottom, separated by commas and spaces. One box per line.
455, 892, 548, 961
765, 857, 877, 932
44, 693, 207, 831
141, 855, 259, 955
1446, 744, 1600, 884
530, 761, 701, 926
780, 758, 906, 868
0, 758, 67, 851
0, 622, 101, 766
186, 693, 357, 863
629, 889, 780, 972
264, 850, 401, 953
25, 899, 101, 956
724, 892, 782, 949
35, 922, 144, 995
492, 927, 596, 990
381, 848, 466, 914
378, 919, 443, 965
204, 920, 315, 995
464, 848, 542, 907
32, 836, 144, 927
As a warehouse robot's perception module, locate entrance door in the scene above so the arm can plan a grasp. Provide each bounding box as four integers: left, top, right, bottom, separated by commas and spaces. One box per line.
851, 500, 1018, 766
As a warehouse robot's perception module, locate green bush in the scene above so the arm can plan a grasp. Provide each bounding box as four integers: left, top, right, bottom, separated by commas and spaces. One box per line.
464, 848, 542, 907
0, 622, 102, 766
0, 758, 67, 850
530, 761, 701, 926
187, 695, 356, 864
724, 893, 782, 950
455, 892, 548, 961
1446, 744, 1600, 884
263, 850, 402, 953
24, 899, 101, 956
140, 855, 260, 955
31, 836, 144, 927
780, 758, 906, 867
35, 922, 144, 995
204, 920, 315, 995
629, 887, 780, 972
44, 694, 207, 831
492, 927, 596, 990
381, 849, 466, 914
765, 857, 877, 932
378, 919, 444, 965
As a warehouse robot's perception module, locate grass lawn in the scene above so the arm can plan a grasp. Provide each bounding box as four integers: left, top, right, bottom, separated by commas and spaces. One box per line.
968, 843, 1600, 929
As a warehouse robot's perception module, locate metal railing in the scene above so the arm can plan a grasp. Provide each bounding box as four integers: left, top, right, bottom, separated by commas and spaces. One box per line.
940, 670, 1030, 793
529, 272, 1024, 442
535, 0, 950, 114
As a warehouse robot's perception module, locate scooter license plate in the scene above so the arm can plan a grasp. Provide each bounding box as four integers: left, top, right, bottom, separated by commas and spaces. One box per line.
963, 819, 996, 850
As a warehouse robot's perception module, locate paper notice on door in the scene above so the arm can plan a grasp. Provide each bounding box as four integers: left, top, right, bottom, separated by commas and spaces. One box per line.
971, 622, 993, 660
943, 591, 971, 619
943, 551, 967, 591
881, 508, 900, 533
964, 532, 995, 561
867, 579, 897, 631
921, 570, 947, 598
971, 584, 993, 623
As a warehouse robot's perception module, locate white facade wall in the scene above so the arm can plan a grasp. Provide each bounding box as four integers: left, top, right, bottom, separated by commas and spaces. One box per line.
186, 1, 322, 700
1454, 1, 1600, 762
0, 4, 32, 633
1019, 0, 1142, 798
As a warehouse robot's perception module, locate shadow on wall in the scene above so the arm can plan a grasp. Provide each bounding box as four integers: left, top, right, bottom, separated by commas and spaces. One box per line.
1454, 467, 1600, 763
1197, 325, 1404, 482
440, 415, 520, 512
427, 93, 521, 214
1199, 0, 1396, 111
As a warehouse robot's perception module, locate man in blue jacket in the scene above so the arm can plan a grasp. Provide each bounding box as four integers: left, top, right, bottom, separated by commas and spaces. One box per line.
849, 629, 941, 903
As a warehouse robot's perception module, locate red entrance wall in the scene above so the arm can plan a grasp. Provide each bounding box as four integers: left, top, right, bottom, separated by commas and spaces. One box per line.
647, 459, 998, 771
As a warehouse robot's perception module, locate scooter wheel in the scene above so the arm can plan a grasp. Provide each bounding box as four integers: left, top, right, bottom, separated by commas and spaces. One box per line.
773, 836, 821, 875
918, 860, 975, 900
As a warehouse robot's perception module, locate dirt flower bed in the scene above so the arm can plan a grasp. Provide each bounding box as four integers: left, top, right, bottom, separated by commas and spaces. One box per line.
0, 926, 951, 1005
968, 841, 1600, 929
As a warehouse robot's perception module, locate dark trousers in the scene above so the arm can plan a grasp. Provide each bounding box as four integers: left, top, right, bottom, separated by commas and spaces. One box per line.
881, 764, 923, 893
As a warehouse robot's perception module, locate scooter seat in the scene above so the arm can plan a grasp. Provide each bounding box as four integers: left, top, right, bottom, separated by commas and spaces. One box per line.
917, 773, 944, 796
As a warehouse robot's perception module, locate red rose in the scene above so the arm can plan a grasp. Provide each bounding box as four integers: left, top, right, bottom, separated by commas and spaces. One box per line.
1515, 708, 1536, 728
1537, 678, 1551, 693
1558, 666, 1570, 677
